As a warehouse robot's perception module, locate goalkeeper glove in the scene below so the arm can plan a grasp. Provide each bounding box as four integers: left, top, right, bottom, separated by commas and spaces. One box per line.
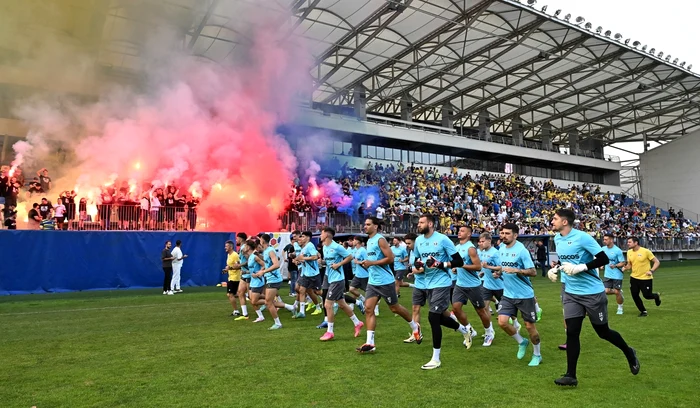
547, 266, 560, 282
425, 256, 446, 270
561, 262, 588, 276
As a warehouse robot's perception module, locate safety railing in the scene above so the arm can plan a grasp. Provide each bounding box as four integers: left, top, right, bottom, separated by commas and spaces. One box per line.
281, 210, 428, 234
21, 205, 202, 231
612, 236, 700, 252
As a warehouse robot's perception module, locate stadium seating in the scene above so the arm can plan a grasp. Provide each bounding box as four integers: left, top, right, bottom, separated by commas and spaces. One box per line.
283, 161, 698, 252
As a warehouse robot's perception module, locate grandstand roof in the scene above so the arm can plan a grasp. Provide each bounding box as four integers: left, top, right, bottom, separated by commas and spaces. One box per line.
63, 0, 700, 146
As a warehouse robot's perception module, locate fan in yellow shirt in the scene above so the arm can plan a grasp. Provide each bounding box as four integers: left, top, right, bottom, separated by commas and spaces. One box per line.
624, 237, 661, 317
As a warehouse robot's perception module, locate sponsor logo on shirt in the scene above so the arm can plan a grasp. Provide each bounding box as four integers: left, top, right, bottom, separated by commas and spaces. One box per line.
559, 254, 579, 261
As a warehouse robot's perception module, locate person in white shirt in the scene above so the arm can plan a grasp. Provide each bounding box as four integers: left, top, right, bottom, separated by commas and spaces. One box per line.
149, 194, 160, 230
171, 240, 188, 293
140, 195, 150, 230
53, 198, 67, 230
376, 206, 385, 220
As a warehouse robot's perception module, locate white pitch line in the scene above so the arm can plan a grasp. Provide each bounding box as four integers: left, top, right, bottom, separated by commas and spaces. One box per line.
0, 299, 223, 317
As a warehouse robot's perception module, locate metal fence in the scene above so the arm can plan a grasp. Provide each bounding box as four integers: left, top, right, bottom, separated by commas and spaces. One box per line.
629, 192, 700, 224
609, 236, 700, 253
21, 205, 203, 231
281, 211, 420, 234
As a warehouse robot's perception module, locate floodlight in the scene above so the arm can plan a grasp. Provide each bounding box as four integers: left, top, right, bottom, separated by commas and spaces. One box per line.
658, 52, 663, 58
624, 38, 630, 45
665, 55, 671, 62
604, 30, 612, 37
585, 22, 592, 29
673, 58, 679, 64
614, 33, 623, 41
641, 45, 647, 51
688, 64, 693, 70
554, 9, 561, 17
649, 48, 655, 54
541, 5, 547, 12
680, 62, 686, 68
575, 16, 585, 24
564, 13, 571, 21
527, 0, 537, 6
596, 26, 603, 33
632, 41, 640, 47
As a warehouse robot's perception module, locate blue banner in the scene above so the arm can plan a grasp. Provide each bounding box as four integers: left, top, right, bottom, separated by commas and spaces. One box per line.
0, 231, 236, 295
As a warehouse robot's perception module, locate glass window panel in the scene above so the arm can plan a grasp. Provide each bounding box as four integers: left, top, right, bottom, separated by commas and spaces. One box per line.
361, 145, 367, 158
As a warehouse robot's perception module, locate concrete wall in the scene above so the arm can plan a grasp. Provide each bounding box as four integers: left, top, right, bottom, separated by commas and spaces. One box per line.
639, 130, 700, 214
296, 108, 621, 172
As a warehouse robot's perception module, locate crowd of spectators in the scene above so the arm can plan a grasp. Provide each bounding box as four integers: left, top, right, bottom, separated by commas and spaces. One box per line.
285, 161, 697, 240
1, 165, 200, 231
3, 160, 696, 239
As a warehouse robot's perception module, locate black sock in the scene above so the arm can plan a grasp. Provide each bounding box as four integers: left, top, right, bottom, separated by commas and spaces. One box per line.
439, 313, 460, 330
344, 294, 356, 304
428, 312, 443, 349
565, 317, 584, 378
321, 289, 328, 317
593, 323, 633, 361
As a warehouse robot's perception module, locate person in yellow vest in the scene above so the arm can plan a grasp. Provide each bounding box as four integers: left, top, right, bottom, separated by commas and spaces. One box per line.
624, 237, 661, 317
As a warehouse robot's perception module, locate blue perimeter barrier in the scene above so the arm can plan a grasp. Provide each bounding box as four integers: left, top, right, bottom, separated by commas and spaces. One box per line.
0, 231, 236, 295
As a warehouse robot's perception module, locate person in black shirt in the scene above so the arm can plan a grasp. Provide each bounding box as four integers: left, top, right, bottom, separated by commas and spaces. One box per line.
283, 230, 301, 296
38, 198, 52, 220
536, 240, 548, 277
156, 189, 165, 228
61, 190, 77, 229
116, 192, 129, 230
164, 193, 176, 231
161, 241, 174, 295
176, 194, 187, 229
37, 168, 51, 192
125, 194, 139, 229
4, 205, 17, 229
28, 203, 42, 230
5, 178, 20, 209
187, 196, 199, 231
99, 190, 113, 230
28, 177, 43, 198
78, 197, 88, 230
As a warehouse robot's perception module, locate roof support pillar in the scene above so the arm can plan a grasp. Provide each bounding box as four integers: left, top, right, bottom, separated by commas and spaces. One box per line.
353, 85, 367, 120
568, 130, 579, 155
400, 94, 413, 122
441, 104, 453, 129
511, 117, 523, 146
541, 123, 553, 151
479, 109, 491, 141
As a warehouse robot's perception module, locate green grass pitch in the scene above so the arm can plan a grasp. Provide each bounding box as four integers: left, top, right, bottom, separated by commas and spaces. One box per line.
1, 261, 698, 407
